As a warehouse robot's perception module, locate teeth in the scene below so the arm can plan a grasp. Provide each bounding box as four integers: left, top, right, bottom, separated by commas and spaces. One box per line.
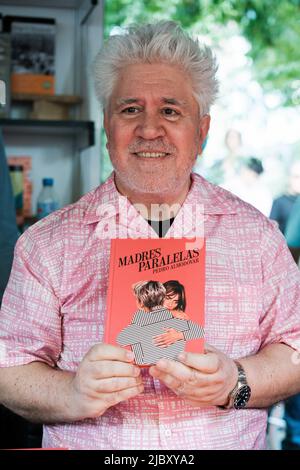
136, 152, 168, 158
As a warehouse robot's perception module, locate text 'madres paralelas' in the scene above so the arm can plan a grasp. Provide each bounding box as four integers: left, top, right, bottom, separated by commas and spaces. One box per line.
118, 247, 200, 273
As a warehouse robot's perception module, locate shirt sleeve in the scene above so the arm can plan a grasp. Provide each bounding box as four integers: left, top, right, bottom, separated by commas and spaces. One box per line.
0, 229, 62, 368
260, 218, 300, 353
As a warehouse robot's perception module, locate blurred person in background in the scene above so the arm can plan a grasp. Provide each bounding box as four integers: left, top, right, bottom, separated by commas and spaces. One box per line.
204, 128, 244, 185
222, 157, 273, 216
285, 195, 300, 265
267, 161, 300, 449
281, 197, 300, 450
0, 130, 18, 305
270, 161, 300, 234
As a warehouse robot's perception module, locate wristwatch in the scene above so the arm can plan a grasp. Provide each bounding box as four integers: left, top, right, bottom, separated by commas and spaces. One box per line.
219, 361, 251, 410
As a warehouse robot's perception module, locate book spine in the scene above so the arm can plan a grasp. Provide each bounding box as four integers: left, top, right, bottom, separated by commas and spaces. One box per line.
202, 238, 206, 333
103, 239, 116, 344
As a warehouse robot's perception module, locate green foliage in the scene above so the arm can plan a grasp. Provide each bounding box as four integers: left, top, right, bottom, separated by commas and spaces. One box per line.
226, 0, 300, 106
105, 0, 300, 106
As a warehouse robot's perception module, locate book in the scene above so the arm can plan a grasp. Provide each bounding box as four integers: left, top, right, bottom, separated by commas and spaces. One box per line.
3, 16, 55, 95
8, 156, 32, 224
105, 237, 205, 366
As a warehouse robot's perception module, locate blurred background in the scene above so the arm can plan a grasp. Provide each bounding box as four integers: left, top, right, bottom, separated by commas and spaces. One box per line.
1, 0, 300, 450
102, 0, 300, 205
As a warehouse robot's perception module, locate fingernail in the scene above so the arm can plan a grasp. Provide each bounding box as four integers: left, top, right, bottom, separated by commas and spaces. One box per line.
157, 358, 168, 368
178, 352, 186, 361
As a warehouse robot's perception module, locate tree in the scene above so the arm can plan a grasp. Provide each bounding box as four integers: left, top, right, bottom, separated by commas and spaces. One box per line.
105, 0, 300, 106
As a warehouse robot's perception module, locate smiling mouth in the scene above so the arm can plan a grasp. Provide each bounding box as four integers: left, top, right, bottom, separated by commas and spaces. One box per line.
134, 152, 170, 158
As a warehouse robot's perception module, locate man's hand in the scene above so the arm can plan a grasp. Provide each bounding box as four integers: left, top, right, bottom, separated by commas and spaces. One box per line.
149, 344, 238, 407
69, 343, 144, 420
153, 328, 184, 348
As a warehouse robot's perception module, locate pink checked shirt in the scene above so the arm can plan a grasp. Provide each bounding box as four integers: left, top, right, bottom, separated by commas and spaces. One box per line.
1, 173, 300, 450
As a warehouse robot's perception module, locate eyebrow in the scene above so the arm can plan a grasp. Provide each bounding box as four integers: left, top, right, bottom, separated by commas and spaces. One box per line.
116, 98, 140, 106
115, 97, 188, 107
162, 98, 187, 107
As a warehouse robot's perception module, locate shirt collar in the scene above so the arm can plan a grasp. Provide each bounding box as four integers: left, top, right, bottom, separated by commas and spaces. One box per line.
186, 172, 238, 215
82, 171, 237, 226
82, 172, 122, 225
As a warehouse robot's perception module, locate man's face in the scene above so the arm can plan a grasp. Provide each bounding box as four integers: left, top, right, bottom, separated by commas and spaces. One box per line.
104, 63, 210, 201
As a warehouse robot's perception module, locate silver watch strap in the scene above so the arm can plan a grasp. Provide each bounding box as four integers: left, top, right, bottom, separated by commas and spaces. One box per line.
218, 360, 247, 409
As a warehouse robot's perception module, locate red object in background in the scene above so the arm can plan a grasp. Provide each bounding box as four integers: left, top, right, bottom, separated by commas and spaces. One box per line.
8, 156, 32, 222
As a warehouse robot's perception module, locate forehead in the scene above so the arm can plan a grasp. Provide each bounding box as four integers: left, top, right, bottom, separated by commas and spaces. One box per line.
110, 62, 195, 105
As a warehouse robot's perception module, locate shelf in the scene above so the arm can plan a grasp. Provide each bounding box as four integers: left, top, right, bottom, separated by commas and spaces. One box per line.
0, 0, 97, 10
0, 118, 95, 150
0, 1, 98, 25
12, 93, 82, 105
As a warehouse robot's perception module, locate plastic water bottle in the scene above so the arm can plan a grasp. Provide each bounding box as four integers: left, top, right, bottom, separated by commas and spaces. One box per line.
37, 178, 59, 219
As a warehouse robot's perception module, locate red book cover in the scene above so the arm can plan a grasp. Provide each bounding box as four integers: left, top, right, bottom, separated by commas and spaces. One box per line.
105, 237, 205, 366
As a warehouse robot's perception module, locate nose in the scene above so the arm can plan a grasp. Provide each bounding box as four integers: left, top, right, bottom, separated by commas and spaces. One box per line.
135, 112, 166, 140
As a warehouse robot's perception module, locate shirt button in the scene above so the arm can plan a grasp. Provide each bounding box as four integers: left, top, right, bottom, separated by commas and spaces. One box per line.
164, 429, 172, 437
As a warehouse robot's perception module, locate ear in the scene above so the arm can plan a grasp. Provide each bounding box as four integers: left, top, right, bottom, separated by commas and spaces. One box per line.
103, 110, 110, 150
198, 114, 211, 154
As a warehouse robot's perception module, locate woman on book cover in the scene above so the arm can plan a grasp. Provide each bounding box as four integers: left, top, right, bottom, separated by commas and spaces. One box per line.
153, 280, 194, 348
163, 280, 189, 320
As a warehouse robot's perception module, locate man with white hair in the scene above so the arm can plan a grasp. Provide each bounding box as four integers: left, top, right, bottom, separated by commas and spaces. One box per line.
0, 21, 300, 450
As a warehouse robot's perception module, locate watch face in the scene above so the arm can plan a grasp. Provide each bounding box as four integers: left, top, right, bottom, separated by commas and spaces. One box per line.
233, 385, 251, 409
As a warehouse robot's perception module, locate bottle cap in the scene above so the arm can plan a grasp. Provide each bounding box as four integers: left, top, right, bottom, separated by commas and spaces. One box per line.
43, 178, 54, 186
9, 165, 23, 172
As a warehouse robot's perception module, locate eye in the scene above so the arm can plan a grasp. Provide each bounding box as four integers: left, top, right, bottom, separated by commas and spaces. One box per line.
162, 108, 180, 118
166, 294, 178, 301
121, 106, 140, 114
